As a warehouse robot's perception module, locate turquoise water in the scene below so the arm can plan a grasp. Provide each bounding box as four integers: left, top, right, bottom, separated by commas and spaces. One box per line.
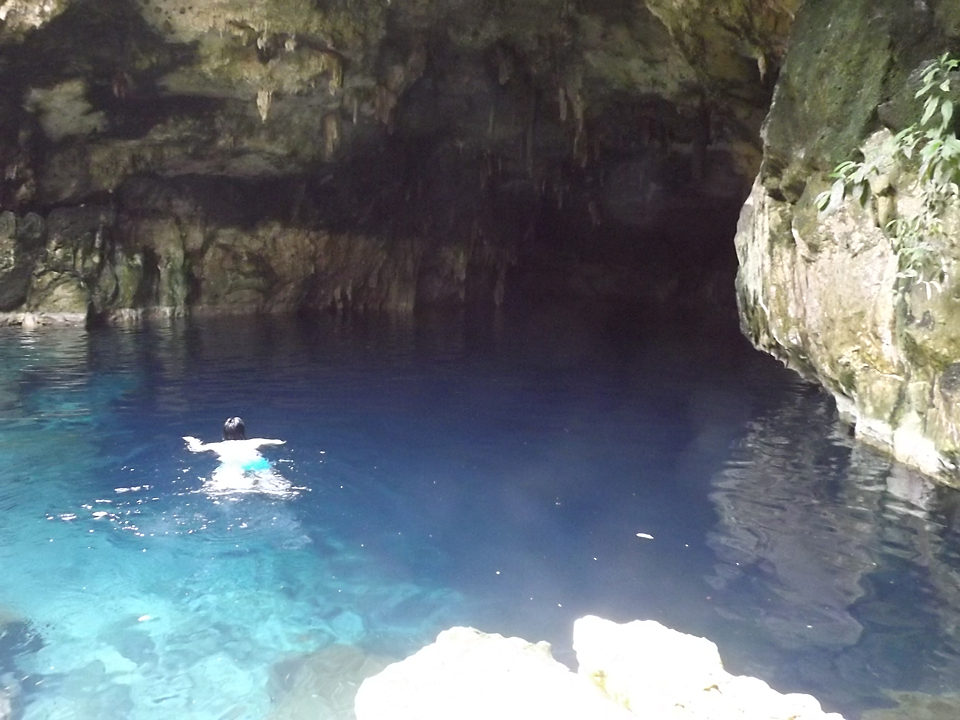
1, 306, 960, 718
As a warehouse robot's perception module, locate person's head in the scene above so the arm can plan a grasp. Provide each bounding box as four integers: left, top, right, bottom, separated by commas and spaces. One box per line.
223, 416, 246, 441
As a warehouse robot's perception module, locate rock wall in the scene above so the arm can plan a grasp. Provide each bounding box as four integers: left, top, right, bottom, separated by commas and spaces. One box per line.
0, 189, 509, 324
735, 0, 960, 483
354, 617, 843, 720
0, 0, 795, 323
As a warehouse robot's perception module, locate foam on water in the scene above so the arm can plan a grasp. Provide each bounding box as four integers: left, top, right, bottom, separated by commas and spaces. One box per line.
1, 309, 960, 719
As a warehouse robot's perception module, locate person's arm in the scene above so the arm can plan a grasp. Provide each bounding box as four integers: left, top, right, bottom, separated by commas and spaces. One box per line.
183, 436, 211, 453
251, 438, 285, 448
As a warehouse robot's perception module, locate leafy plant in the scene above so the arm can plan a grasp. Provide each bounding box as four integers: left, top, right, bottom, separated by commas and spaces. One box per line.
815, 53, 960, 296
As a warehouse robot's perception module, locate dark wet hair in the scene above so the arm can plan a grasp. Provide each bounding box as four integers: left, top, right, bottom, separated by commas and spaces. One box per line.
223, 416, 246, 440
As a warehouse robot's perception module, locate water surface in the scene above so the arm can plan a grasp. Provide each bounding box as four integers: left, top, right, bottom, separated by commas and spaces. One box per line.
1, 305, 959, 718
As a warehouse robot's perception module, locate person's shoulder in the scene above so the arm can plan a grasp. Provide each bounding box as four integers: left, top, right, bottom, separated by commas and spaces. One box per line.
203, 440, 234, 452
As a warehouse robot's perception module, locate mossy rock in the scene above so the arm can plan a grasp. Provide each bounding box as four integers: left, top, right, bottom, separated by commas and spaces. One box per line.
761, 0, 928, 186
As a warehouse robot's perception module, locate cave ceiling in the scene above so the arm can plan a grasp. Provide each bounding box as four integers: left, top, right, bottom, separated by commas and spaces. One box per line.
0, 0, 797, 209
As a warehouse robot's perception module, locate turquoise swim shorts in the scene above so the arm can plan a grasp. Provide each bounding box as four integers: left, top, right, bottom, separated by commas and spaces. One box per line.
241, 457, 271, 473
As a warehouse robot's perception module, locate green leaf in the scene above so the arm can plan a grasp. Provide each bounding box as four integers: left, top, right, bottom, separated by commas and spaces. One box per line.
826, 178, 845, 214
922, 96, 939, 125
942, 80, 952, 93
942, 99, 954, 128
851, 182, 867, 205
815, 190, 831, 211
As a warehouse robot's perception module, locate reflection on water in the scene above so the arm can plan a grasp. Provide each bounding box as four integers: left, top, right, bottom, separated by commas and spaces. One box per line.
0, 308, 959, 718
708, 380, 960, 714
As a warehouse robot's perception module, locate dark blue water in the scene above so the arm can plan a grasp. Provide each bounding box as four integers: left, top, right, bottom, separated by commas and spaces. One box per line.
2, 305, 960, 719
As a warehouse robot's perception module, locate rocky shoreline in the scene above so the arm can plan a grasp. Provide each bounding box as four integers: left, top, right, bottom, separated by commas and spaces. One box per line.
355, 617, 843, 720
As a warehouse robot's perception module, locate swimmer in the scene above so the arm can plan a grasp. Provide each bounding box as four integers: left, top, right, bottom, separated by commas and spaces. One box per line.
184, 417, 289, 495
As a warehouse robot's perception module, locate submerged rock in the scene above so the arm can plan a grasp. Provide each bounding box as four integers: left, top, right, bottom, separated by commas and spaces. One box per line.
861, 691, 960, 720
0, 676, 19, 720
268, 644, 393, 720
0, 606, 42, 720
355, 618, 843, 720
0, 609, 43, 675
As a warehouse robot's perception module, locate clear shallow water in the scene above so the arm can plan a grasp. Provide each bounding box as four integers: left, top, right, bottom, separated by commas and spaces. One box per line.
1, 306, 960, 718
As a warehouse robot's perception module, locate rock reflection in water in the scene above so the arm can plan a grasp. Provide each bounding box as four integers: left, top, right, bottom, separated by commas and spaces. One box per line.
706, 382, 960, 716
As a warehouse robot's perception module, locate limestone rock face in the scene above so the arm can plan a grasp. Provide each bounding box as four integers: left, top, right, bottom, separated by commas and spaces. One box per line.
356, 619, 843, 720
0, 0, 71, 42
735, 0, 960, 483
574, 616, 843, 720
355, 626, 635, 720
0, 204, 498, 323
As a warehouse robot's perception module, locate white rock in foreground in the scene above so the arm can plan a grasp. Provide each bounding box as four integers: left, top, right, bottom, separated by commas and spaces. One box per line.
575, 615, 844, 719
356, 617, 847, 720
355, 626, 635, 720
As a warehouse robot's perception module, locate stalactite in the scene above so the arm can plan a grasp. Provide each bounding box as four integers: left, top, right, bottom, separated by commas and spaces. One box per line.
571, 96, 584, 157
691, 96, 711, 184
757, 52, 767, 82
375, 84, 397, 131
319, 52, 344, 95
494, 46, 514, 85
329, 54, 343, 93
588, 199, 601, 227
256, 88, 272, 123
407, 42, 427, 85
112, 71, 130, 99
563, 68, 586, 165
525, 90, 537, 177
323, 112, 340, 159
